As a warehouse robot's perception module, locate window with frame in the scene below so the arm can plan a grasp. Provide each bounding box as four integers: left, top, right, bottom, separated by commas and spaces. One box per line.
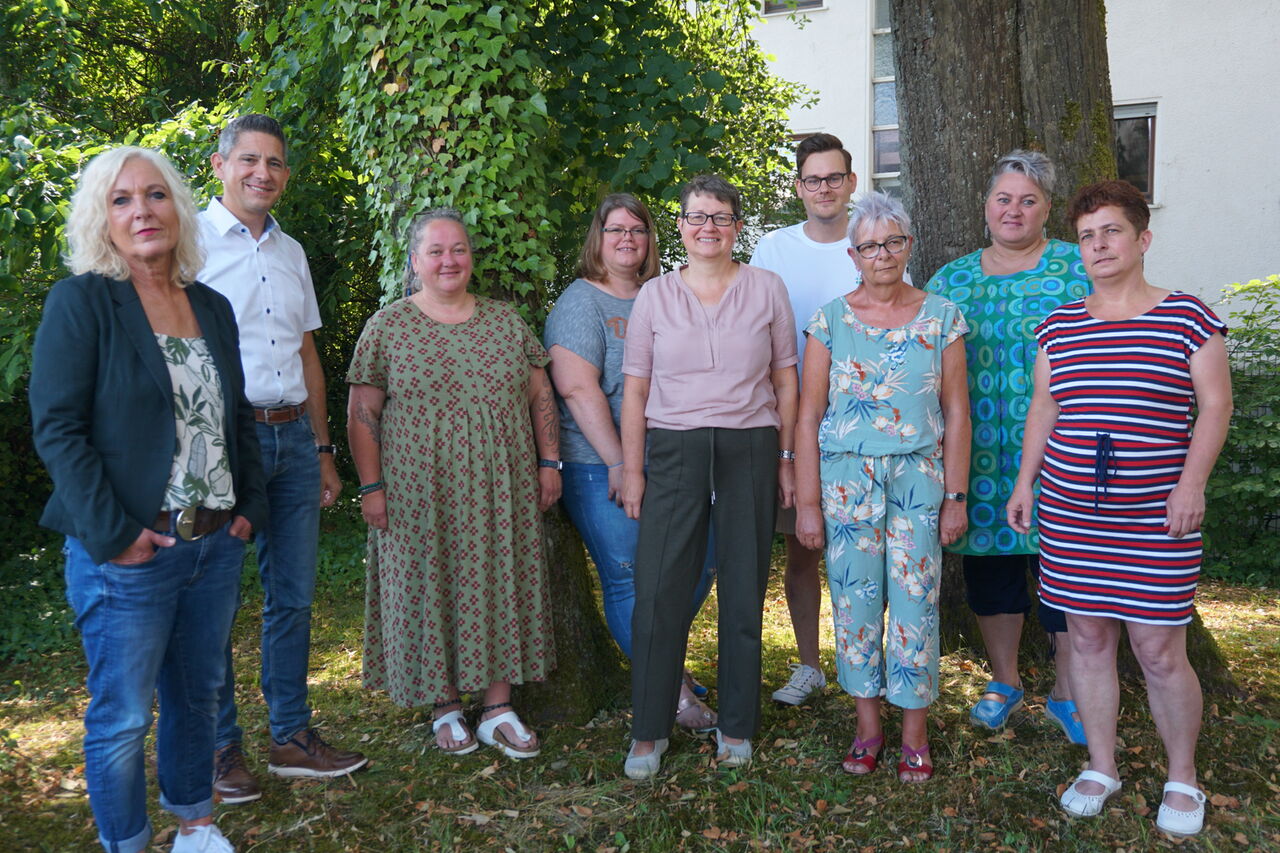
762, 0, 823, 14
1114, 102, 1156, 202
871, 0, 901, 197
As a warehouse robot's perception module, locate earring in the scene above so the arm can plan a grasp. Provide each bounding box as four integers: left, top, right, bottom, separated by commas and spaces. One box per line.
983, 224, 991, 242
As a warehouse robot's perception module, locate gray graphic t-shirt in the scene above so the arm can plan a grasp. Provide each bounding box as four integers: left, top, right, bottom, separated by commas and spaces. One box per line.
543, 278, 635, 465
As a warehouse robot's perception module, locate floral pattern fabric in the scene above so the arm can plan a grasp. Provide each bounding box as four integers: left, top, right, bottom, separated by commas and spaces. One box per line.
805, 293, 966, 708
156, 334, 234, 511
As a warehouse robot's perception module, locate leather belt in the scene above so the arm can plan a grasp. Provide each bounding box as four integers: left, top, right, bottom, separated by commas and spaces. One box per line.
254, 403, 306, 424
153, 507, 232, 541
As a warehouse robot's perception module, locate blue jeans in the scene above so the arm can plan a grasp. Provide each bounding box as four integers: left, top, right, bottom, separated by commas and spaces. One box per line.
64, 525, 243, 853
560, 461, 714, 658
217, 415, 320, 746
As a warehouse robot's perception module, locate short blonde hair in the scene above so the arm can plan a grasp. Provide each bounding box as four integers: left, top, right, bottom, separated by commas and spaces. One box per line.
65, 146, 204, 285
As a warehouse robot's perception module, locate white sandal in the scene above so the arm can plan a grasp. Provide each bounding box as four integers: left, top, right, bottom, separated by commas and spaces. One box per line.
1156, 781, 1206, 836
715, 730, 752, 769
431, 709, 479, 755
476, 702, 540, 759
1060, 769, 1122, 817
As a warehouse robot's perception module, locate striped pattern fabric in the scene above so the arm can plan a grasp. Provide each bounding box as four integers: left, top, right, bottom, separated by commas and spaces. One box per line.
1032, 292, 1226, 625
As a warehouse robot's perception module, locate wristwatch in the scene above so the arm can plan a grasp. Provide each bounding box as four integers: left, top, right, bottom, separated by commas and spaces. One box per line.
315, 445, 336, 455
539, 459, 563, 471
944, 491, 967, 502
778, 450, 796, 461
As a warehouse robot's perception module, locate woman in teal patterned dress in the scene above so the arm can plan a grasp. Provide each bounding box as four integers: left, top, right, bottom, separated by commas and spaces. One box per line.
924, 150, 1091, 743
796, 192, 970, 783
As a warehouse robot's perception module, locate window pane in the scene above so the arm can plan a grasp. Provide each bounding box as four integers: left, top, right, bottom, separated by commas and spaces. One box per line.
874, 128, 901, 174
874, 33, 894, 78
874, 175, 903, 199
1115, 116, 1153, 200
875, 0, 892, 30
764, 0, 823, 12
873, 81, 898, 126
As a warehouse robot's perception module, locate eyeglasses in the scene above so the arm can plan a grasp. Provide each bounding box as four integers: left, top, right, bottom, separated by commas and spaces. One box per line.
601, 226, 650, 238
799, 172, 849, 191
680, 212, 738, 227
853, 235, 910, 259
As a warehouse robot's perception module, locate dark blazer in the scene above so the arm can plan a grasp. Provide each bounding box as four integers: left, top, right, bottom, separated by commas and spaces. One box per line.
30, 272, 268, 564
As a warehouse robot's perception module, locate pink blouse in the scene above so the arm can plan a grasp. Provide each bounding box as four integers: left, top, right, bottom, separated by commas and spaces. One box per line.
622, 264, 797, 430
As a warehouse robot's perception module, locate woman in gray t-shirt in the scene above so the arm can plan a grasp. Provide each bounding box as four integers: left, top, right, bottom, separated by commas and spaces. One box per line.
544, 193, 715, 732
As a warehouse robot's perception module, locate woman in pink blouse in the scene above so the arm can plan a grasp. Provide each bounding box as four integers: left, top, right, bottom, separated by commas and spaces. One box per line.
620, 174, 799, 778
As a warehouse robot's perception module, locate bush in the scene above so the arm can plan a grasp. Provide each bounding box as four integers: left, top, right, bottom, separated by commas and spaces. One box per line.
1204, 274, 1280, 585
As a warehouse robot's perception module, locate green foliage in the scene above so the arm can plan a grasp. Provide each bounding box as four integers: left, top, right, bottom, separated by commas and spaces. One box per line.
0, 534, 71, 664
1204, 273, 1280, 584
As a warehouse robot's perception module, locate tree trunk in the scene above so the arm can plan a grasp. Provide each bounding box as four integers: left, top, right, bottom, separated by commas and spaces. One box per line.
515, 506, 628, 724
892, 0, 1236, 693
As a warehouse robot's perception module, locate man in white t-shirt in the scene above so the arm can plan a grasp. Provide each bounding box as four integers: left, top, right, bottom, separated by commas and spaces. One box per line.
749, 133, 861, 707
199, 114, 367, 804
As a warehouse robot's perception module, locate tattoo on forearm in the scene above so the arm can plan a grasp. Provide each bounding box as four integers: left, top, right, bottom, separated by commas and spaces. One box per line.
535, 372, 559, 449
356, 401, 382, 445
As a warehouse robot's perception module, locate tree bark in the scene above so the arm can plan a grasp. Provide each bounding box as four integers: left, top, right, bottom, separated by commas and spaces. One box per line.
891, 0, 1236, 694
515, 506, 628, 724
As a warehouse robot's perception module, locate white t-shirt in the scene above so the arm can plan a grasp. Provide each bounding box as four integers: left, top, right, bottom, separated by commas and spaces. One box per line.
197, 198, 322, 407
749, 221, 860, 376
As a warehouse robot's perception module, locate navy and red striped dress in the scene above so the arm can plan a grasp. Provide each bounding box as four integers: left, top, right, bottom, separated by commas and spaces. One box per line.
1033, 292, 1227, 625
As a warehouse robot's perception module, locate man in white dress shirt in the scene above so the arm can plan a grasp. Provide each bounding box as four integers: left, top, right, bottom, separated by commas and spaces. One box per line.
750, 133, 862, 708
199, 114, 366, 803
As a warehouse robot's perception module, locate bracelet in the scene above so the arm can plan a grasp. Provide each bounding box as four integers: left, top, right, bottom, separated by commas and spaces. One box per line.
778, 450, 796, 461
607, 461, 624, 469
358, 480, 384, 496
538, 459, 563, 471
315, 445, 336, 455
944, 491, 967, 502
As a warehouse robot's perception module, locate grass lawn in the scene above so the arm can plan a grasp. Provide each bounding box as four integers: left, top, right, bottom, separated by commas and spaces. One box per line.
2, 524, 1278, 851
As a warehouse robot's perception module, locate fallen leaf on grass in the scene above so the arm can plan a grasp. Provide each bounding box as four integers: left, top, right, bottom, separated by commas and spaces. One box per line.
726, 781, 748, 793
1210, 793, 1240, 809
942, 807, 958, 818
459, 812, 491, 825
571, 805, 593, 817
1234, 833, 1249, 844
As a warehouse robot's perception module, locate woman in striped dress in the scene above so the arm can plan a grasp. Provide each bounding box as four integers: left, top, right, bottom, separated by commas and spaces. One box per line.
1007, 181, 1231, 837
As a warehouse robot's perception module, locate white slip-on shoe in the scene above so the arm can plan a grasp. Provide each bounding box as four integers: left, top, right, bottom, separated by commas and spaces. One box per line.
624, 738, 668, 780
172, 824, 234, 853
1155, 781, 1206, 836
1060, 769, 1122, 817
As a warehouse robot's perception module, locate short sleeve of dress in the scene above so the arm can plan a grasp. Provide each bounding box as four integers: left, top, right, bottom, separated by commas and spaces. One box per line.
544, 282, 605, 368
517, 311, 551, 368
621, 284, 655, 378
804, 300, 835, 352
347, 307, 389, 389
939, 298, 970, 346
1178, 293, 1229, 353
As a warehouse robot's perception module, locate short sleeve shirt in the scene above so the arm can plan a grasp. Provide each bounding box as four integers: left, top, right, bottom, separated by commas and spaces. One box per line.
622, 264, 797, 430
806, 292, 968, 457
543, 278, 634, 464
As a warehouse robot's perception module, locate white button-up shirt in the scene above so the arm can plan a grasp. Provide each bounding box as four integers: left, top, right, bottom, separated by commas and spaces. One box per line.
197, 198, 321, 407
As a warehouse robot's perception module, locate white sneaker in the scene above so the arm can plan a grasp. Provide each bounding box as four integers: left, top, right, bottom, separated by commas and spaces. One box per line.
172, 824, 234, 853
771, 663, 826, 706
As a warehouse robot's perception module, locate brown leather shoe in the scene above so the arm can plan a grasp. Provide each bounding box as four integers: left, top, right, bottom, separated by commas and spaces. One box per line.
267, 728, 368, 778
213, 743, 262, 804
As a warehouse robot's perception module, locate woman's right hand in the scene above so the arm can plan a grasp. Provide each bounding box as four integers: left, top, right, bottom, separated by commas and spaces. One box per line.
622, 468, 646, 520
362, 490, 388, 530
607, 464, 625, 507
111, 527, 176, 565
1005, 483, 1035, 534
795, 506, 824, 552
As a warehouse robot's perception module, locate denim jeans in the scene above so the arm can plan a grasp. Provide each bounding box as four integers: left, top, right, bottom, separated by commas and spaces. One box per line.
217, 415, 320, 746
64, 525, 243, 853
560, 461, 714, 658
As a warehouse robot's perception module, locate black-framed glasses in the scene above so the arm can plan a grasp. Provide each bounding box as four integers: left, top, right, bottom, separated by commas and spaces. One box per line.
854, 235, 910, 259
680, 212, 738, 226
799, 172, 849, 191
601, 226, 650, 238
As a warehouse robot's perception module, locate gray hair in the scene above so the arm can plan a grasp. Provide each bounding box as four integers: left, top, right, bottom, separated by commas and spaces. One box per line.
986, 149, 1056, 198
65, 146, 205, 286
847, 191, 911, 242
218, 114, 289, 162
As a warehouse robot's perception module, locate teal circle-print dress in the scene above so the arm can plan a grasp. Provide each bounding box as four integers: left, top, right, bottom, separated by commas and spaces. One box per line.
925, 239, 1090, 556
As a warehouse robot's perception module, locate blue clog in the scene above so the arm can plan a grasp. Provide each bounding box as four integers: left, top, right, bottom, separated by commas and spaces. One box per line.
1046, 696, 1089, 745
969, 680, 1024, 730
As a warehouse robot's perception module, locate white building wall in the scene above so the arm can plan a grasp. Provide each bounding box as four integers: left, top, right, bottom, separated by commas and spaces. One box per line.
752, 1, 1280, 304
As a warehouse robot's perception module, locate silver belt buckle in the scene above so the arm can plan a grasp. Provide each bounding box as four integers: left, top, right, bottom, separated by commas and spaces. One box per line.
176, 506, 202, 541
